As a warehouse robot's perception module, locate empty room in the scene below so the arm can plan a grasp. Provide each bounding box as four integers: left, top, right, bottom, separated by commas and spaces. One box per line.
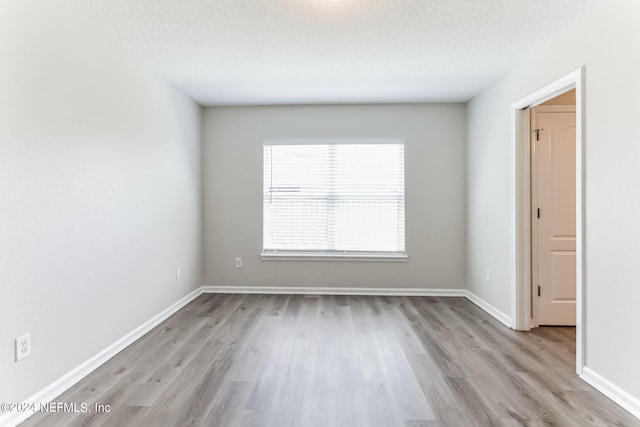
1, 0, 639, 426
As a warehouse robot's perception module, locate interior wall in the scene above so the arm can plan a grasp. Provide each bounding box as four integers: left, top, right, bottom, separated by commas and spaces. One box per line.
0, 0, 202, 403
467, 0, 640, 404
203, 104, 466, 290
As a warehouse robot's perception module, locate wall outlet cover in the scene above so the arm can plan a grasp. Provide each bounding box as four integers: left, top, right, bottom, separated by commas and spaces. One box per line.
15, 333, 31, 362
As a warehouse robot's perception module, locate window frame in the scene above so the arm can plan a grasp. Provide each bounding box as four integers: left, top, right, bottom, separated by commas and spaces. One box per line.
261, 139, 408, 262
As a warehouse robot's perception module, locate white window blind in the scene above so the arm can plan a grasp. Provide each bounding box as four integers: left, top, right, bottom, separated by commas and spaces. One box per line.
263, 141, 405, 257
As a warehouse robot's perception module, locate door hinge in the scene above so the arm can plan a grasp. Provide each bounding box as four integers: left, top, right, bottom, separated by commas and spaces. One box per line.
537, 208, 540, 219
538, 286, 541, 297
533, 128, 544, 141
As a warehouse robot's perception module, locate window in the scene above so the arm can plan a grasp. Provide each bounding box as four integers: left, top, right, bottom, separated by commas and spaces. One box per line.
262, 140, 406, 260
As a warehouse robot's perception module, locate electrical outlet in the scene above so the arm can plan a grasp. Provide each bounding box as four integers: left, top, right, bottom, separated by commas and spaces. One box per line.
176, 267, 181, 280
485, 269, 492, 282
15, 333, 31, 362
235, 257, 243, 269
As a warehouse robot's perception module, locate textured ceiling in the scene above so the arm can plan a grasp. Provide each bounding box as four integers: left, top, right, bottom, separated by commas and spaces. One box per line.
57, 0, 603, 106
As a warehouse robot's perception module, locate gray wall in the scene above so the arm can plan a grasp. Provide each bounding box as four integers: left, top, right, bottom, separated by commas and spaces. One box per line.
0, 0, 203, 402
467, 0, 640, 403
203, 104, 466, 289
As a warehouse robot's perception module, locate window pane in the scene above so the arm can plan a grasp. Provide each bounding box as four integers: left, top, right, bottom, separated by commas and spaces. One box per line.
264, 142, 404, 254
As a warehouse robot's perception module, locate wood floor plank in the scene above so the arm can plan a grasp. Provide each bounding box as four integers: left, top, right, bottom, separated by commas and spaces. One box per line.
19, 294, 640, 427
264, 294, 289, 317
445, 376, 504, 426
397, 297, 464, 378
201, 380, 254, 427
126, 317, 222, 406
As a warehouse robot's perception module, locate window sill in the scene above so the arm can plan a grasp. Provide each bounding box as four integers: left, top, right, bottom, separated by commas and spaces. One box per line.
260, 252, 408, 262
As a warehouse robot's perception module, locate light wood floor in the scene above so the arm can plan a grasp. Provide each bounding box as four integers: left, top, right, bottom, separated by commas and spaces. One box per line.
20, 294, 639, 427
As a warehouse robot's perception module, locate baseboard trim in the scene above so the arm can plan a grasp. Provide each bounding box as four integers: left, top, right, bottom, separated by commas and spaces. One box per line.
0, 287, 203, 427
464, 290, 512, 328
582, 367, 640, 420
201, 285, 466, 297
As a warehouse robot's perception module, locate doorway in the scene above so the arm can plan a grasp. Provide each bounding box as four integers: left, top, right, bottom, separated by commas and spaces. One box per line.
510, 68, 585, 375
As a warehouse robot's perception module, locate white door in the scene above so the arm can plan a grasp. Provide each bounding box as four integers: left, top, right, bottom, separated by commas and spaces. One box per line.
531, 105, 576, 326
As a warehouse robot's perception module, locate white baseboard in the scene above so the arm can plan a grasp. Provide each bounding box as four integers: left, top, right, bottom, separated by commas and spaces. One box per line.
464, 290, 512, 328
201, 285, 467, 297
0, 287, 203, 427
582, 367, 640, 420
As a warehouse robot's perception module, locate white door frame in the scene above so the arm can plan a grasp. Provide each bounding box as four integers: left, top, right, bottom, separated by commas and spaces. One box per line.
510, 67, 585, 375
